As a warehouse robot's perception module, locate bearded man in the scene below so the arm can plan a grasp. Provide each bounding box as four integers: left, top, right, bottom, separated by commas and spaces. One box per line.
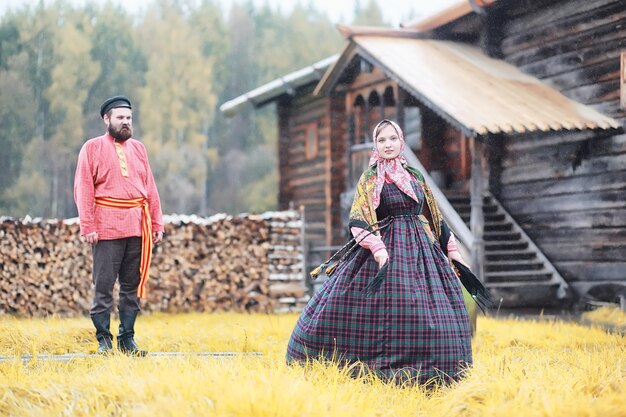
74, 96, 164, 355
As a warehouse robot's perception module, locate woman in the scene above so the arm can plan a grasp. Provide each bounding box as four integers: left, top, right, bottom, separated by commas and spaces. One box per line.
286, 119, 473, 385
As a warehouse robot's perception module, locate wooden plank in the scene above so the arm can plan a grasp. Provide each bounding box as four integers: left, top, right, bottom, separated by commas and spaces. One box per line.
518, 41, 624, 80
283, 166, 324, 181
503, 189, 626, 214
499, 171, 626, 200
503, 0, 622, 40
277, 104, 293, 208
288, 173, 327, 188
528, 227, 626, 243
613, 116, 626, 128
544, 58, 621, 92
538, 241, 626, 262
500, 153, 626, 185
507, 20, 626, 71
291, 199, 326, 213
290, 93, 326, 109
289, 100, 326, 118
302, 218, 326, 228
501, 135, 626, 169
289, 163, 331, 178
290, 86, 324, 107
553, 261, 626, 281
500, 141, 581, 169
470, 137, 486, 278
589, 99, 626, 119
291, 189, 326, 199
560, 79, 619, 105
288, 152, 327, 166
502, 130, 597, 152
503, 2, 626, 56
291, 109, 327, 126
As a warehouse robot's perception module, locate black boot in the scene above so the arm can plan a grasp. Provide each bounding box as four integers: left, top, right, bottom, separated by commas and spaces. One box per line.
117, 310, 147, 356
91, 312, 113, 355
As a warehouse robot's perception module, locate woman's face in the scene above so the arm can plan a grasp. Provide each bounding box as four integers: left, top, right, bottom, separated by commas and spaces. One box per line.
375, 123, 402, 160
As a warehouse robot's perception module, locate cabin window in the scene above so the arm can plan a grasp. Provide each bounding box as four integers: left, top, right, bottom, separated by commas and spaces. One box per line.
383, 87, 396, 107
360, 58, 374, 73
353, 95, 366, 144
621, 52, 626, 110
305, 122, 319, 159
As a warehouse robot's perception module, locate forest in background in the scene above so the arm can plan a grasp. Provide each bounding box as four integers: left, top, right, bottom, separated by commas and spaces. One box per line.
0, 0, 390, 218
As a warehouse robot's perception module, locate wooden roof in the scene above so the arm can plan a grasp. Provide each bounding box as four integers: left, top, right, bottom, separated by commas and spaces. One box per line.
315, 35, 620, 136
400, 0, 498, 32
220, 55, 338, 117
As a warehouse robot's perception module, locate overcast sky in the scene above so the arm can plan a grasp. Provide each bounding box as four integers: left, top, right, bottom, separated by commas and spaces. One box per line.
0, 0, 451, 27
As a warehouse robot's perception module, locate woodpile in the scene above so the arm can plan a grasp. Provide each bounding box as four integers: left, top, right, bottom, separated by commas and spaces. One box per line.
0, 211, 307, 317
0, 217, 91, 316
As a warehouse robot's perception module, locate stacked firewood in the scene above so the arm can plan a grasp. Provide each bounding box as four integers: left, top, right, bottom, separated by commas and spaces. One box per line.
0, 217, 92, 316
0, 211, 307, 317
265, 212, 310, 312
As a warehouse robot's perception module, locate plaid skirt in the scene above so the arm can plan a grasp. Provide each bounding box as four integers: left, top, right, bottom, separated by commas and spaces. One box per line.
286, 183, 473, 384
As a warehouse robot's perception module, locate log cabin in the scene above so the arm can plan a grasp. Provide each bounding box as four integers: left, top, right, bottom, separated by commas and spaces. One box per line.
220, 0, 626, 310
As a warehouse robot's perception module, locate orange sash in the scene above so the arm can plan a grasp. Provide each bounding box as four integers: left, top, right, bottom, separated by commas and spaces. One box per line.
95, 197, 152, 299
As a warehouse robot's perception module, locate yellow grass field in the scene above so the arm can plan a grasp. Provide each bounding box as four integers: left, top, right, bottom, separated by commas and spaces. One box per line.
0, 309, 624, 417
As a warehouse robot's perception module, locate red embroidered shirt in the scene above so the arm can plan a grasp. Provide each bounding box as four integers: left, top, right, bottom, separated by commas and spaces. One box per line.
74, 133, 164, 240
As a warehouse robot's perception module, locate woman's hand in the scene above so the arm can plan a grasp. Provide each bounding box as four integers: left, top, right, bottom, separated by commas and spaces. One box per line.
374, 249, 389, 268
449, 250, 470, 269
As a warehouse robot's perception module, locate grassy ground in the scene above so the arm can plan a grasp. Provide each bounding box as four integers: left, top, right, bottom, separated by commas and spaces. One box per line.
582, 305, 626, 329
0, 309, 624, 417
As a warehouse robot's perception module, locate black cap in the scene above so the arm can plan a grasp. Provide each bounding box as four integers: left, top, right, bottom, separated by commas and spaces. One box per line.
100, 95, 132, 118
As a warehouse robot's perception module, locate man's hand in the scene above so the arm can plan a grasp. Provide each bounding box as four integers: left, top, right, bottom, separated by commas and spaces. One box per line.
374, 249, 389, 268
83, 232, 99, 245
152, 231, 163, 245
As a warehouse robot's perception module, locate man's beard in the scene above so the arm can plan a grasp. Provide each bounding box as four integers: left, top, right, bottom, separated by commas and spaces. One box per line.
108, 124, 132, 141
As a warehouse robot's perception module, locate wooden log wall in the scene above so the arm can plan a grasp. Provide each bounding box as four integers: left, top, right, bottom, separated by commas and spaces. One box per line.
0, 211, 307, 317
502, 0, 626, 125
327, 92, 348, 245
495, 0, 626, 302
278, 85, 330, 245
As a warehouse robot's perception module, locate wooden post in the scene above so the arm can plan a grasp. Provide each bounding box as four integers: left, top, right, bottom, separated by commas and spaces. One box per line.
396, 87, 405, 130
470, 136, 487, 281
324, 109, 332, 247
619, 51, 626, 110
346, 94, 354, 185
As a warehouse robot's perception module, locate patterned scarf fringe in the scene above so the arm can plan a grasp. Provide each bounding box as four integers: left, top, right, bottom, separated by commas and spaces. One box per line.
309, 217, 396, 280
452, 260, 496, 313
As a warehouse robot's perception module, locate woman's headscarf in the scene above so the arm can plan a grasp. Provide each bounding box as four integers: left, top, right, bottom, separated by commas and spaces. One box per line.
368, 119, 418, 209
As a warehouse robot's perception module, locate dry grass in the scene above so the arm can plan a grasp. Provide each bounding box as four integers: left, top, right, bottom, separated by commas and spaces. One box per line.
0, 310, 624, 417
582, 305, 626, 329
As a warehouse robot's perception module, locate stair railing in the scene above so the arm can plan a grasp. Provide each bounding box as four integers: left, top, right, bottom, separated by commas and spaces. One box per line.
402, 147, 475, 261
486, 195, 571, 299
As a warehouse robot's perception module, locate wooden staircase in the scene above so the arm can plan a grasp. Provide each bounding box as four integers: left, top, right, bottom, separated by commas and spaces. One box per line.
447, 193, 572, 308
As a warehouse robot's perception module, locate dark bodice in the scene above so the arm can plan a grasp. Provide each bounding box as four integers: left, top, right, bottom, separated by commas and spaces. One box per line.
375, 182, 424, 219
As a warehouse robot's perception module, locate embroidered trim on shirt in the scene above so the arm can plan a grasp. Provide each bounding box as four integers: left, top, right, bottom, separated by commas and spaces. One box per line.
114, 142, 129, 177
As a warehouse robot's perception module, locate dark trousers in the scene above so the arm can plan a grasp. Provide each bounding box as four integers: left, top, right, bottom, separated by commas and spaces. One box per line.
90, 237, 142, 315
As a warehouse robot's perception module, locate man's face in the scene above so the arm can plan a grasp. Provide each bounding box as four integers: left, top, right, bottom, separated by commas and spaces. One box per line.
105, 107, 133, 141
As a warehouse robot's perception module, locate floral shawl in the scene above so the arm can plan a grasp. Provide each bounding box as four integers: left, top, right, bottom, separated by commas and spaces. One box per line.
368, 119, 418, 209
348, 164, 445, 243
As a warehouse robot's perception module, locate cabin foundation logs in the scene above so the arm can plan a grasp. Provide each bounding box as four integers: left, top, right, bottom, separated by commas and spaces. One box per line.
0, 211, 308, 317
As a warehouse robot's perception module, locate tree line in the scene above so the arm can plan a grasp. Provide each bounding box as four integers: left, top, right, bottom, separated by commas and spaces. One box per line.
0, 0, 389, 218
